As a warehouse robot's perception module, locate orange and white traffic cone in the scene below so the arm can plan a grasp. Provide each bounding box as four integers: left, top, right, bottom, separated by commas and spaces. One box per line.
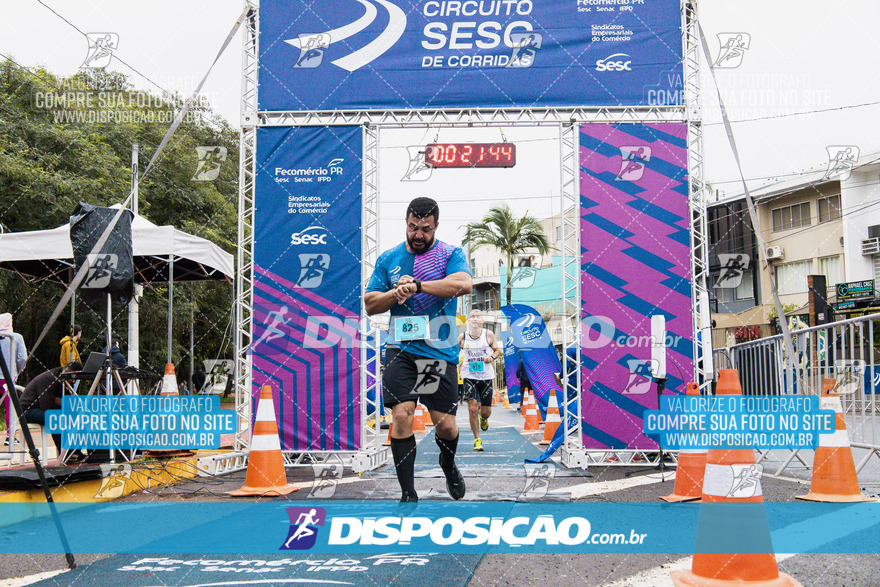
523, 396, 540, 432
502, 390, 511, 409
412, 403, 427, 432
796, 378, 875, 503
671, 369, 800, 587
142, 363, 188, 458
161, 363, 179, 395
521, 389, 529, 417
421, 403, 433, 427
539, 393, 561, 444
661, 382, 707, 503
229, 385, 299, 497
540, 392, 561, 445
382, 422, 393, 447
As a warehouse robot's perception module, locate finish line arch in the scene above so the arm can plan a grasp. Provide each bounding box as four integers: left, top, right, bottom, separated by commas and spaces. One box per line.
232, 0, 710, 471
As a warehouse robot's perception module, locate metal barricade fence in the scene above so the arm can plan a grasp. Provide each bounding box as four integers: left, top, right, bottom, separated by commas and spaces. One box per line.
722, 313, 880, 478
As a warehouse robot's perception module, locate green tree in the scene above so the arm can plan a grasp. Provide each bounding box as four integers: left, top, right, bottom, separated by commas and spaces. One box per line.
0, 58, 238, 381
463, 204, 552, 306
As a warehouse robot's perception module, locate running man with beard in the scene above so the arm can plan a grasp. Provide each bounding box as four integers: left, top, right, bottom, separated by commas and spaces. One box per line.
458, 309, 500, 451
365, 197, 473, 503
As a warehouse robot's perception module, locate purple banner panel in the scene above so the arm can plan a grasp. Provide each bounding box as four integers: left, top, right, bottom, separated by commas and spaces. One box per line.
579, 123, 692, 450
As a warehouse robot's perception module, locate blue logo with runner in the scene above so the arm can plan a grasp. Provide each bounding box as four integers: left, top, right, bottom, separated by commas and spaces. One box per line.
281, 506, 326, 550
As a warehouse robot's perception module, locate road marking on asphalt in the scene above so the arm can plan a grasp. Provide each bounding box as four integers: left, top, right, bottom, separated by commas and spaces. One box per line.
553, 472, 669, 499
602, 553, 796, 587
3, 569, 68, 586
291, 475, 369, 490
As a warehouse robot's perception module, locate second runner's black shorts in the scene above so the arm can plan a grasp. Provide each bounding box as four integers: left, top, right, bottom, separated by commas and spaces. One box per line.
383, 347, 459, 415
462, 378, 493, 407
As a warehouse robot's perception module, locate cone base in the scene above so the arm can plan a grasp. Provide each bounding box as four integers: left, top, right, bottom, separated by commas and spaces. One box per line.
671, 569, 801, 587
228, 483, 300, 497
795, 492, 875, 503
659, 493, 701, 503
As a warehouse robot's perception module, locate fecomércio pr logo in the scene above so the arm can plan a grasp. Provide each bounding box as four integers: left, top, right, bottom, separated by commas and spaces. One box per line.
285, 1, 407, 72
281, 507, 327, 550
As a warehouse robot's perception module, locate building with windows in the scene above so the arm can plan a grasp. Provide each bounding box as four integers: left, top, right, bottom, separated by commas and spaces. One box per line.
708, 150, 880, 344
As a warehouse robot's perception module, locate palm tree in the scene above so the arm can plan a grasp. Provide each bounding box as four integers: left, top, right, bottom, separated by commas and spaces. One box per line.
463, 204, 552, 306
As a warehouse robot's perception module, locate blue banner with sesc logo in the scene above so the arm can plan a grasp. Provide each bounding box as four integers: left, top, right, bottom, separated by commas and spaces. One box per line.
252, 126, 362, 451
258, 0, 684, 111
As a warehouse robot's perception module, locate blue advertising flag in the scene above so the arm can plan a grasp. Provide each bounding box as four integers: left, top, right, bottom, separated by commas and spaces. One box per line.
501, 331, 521, 403
501, 304, 563, 421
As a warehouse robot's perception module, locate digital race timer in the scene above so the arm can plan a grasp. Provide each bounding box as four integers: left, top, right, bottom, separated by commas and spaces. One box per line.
425, 143, 516, 168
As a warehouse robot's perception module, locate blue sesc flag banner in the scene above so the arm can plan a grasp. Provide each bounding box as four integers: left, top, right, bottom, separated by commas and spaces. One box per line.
258, 0, 684, 111
252, 126, 362, 451
501, 331, 521, 403
501, 304, 563, 420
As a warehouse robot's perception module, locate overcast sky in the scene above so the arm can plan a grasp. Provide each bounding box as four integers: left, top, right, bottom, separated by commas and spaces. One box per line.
3, 0, 879, 247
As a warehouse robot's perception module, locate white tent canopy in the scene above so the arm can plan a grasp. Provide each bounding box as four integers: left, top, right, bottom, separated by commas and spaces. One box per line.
0, 205, 234, 371
0, 205, 233, 283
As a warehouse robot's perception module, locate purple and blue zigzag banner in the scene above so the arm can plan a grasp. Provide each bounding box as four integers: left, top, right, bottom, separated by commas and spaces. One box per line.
501, 331, 521, 404
579, 122, 693, 450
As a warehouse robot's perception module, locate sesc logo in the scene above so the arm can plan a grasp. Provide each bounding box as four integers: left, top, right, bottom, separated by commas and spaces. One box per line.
595, 53, 632, 72
291, 227, 329, 246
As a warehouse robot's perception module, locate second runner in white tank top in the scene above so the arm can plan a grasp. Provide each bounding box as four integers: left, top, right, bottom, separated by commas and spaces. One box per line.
461, 329, 494, 380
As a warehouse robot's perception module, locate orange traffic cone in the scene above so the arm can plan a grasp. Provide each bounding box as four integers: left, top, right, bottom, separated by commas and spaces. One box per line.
671, 369, 800, 587
521, 388, 529, 416
540, 391, 561, 445
523, 397, 540, 432
796, 378, 875, 503
421, 403, 433, 427
161, 363, 179, 395
661, 382, 707, 503
229, 385, 299, 497
142, 363, 190, 458
383, 422, 393, 446
502, 391, 511, 409
412, 403, 427, 432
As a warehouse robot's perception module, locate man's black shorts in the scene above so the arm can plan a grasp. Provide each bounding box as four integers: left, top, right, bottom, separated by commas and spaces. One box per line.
383, 347, 459, 415
462, 378, 493, 407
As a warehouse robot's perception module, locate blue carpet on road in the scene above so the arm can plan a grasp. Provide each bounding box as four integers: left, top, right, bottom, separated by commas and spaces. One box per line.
414, 425, 552, 471
34, 552, 482, 587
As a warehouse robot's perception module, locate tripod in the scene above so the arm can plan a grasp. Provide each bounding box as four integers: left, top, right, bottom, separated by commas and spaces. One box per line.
625, 375, 670, 479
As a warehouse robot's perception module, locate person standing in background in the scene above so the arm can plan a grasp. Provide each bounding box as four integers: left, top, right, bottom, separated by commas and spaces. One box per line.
0, 313, 28, 443
60, 324, 82, 367
192, 365, 206, 394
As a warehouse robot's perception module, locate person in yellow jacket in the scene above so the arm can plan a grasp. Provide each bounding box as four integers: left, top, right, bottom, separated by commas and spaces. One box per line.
60, 324, 82, 367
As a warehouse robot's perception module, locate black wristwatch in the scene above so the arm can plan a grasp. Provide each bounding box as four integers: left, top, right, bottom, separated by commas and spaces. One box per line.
414, 279, 422, 293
